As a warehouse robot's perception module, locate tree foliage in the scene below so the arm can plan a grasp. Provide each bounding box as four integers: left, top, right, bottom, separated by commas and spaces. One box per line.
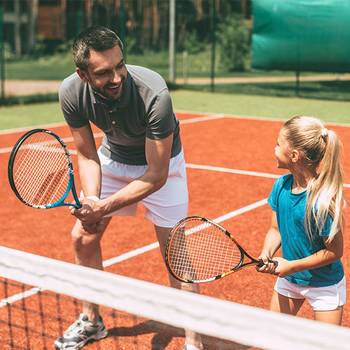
217, 14, 250, 71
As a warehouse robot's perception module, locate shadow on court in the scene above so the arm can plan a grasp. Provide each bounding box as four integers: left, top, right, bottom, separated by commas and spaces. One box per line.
106, 319, 252, 350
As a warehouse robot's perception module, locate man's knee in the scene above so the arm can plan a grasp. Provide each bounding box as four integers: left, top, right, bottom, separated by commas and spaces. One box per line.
71, 220, 107, 252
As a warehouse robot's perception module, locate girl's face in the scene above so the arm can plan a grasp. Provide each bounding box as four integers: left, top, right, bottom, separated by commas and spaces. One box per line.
274, 129, 293, 169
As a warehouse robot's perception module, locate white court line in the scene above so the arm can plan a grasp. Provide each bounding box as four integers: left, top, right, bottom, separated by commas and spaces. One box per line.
0, 112, 225, 136
2, 137, 350, 188
2, 146, 350, 188
0, 113, 223, 154
0, 287, 41, 307
1, 108, 350, 136
187, 163, 280, 179
179, 114, 224, 124
0, 134, 103, 154
24, 146, 350, 190
0, 122, 68, 135
1, 146, 15, 154
187, 163, 350, 188
0, 198, 267, 307
0, 114, 222, 154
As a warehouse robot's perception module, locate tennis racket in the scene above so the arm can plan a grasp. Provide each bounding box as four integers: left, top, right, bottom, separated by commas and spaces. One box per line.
165, 216, 277, 283
8, 128, 81, 209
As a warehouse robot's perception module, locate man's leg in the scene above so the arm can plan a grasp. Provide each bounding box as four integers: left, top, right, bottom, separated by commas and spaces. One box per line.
71, 218, 111, 321
155, 225, 203, 350
54, 218, 111, 350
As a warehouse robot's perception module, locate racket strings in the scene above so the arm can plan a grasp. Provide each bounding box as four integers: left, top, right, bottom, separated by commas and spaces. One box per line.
16, 154, 67, 205
16, 147, 64, 201
17, 142, 68, 204
169, 219, 242, 281
12, 133, 70, 206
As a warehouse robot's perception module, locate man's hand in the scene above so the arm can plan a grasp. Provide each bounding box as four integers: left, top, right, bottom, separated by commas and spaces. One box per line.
70, 197, 104, 226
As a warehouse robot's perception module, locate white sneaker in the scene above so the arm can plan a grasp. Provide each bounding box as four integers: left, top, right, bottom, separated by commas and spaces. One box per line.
54, 313, 108, 349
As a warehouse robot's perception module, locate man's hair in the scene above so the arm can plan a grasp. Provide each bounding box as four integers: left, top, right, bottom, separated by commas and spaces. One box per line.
72, 26, 123, 70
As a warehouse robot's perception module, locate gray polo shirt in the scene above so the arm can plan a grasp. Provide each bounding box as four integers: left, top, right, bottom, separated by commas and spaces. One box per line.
59, 64, 181, 165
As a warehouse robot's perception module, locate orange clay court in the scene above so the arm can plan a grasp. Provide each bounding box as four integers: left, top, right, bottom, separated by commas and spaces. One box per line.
0, 112, 349, 349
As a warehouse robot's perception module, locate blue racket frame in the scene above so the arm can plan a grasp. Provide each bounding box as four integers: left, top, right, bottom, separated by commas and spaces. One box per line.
8, 128, 82, 209
45, 159, 81, 209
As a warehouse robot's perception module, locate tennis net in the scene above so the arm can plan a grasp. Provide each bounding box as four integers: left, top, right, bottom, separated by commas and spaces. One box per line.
1, 245, 350, 350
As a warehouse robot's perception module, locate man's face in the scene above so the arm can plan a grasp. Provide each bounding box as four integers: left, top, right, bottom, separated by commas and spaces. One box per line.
77, 45, 127, 101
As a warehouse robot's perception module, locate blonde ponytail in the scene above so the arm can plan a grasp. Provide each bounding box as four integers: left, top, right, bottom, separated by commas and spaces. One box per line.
283, 116, 345, 242
306, 130, 344, 241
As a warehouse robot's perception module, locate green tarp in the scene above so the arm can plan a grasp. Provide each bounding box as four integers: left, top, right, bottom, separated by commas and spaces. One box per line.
252, 0, 350, 72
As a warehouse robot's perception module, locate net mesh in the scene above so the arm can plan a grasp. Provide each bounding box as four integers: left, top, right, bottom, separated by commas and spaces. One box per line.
1, 246, 350, 350
11, 132, 70, 207
167, 218, 242, 282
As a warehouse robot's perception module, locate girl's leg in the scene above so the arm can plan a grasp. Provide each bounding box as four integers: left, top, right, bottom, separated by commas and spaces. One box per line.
270, 290, 304, 315
307, 277, 346, 325
314, 307, 343, 325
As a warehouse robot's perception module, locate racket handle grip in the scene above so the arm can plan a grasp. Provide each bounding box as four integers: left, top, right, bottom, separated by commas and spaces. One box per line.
74, 202, 82, 209
257, 258, 278, 267
269, 258, 278, 267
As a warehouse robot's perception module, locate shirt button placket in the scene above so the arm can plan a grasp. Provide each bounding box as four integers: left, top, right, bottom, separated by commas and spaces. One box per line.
109, 110, 117, 126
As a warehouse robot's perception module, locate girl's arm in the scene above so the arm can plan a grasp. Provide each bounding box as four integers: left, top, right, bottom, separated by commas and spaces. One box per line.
275, 230, 343, 278
257, 211, 281, 273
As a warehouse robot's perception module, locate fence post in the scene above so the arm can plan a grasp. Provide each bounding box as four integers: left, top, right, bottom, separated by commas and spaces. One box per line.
0, 3, 5, 101
169, 0, 176, 83
210, 0, 216, 92
119, 0, 126, 49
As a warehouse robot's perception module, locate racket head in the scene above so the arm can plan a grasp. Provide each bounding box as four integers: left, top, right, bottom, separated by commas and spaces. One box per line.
165, 216, 245, 283
8, 129, 80, 209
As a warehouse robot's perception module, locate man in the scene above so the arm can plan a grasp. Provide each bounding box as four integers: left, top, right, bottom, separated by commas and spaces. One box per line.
54, 26, 202, 350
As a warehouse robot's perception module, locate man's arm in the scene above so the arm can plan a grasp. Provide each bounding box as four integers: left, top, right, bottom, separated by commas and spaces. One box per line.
72, 133, 173, 224
70, 124, 101, 198
100, 134, 173, 213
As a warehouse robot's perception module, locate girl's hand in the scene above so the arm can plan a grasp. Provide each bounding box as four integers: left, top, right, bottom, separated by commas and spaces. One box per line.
273, 257, 295, 277
256, 252, 278, 274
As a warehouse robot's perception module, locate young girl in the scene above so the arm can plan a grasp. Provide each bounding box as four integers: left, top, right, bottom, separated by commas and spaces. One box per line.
258, 115, 346, 325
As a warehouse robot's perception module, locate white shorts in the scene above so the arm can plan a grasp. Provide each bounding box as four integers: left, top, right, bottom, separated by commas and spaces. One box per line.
274, 277, 346, 311
97, 148, 189, 228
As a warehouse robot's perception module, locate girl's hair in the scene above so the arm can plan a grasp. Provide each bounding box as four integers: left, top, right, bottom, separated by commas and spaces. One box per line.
282, 116, 344, 241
